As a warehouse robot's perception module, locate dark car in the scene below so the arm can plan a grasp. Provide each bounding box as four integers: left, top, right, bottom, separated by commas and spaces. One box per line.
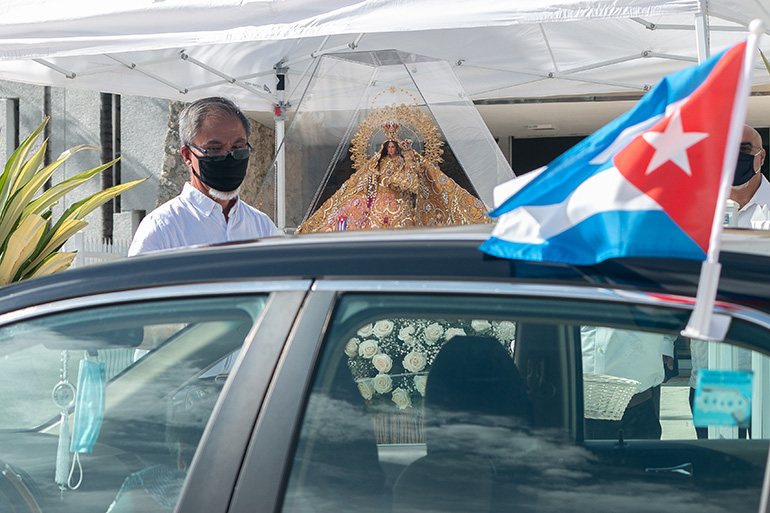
0, 225, 769, 513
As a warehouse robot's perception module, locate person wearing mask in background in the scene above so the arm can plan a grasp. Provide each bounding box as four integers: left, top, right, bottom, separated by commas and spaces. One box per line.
128, 97, 280, 256
730, 124, 769, 228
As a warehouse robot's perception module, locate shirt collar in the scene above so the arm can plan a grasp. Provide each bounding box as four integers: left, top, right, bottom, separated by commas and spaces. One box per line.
742, 175, 770, 211
181, 182, 219, 216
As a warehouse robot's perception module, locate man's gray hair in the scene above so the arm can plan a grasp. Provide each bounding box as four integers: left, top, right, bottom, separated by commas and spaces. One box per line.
179, 97, 252, 146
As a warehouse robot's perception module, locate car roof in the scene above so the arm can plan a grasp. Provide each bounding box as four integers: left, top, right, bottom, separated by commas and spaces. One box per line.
0, 225, 769, 316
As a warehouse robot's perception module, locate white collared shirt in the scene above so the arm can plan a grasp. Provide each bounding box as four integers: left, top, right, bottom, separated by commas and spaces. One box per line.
736, 175, 770, 228
581, 327, 675, 393
128, 183, 281, 256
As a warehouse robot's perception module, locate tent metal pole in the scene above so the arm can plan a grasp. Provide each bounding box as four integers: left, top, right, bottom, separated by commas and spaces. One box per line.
694, 12, 711, 63
275, 64, 288, 231
275, 115, 285, 230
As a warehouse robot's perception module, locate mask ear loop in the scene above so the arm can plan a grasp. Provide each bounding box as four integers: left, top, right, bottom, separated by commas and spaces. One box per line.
68, 453, 83, 490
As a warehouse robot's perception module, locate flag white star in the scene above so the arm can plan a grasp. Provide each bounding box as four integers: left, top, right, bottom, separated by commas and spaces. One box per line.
642, 109, 708, 176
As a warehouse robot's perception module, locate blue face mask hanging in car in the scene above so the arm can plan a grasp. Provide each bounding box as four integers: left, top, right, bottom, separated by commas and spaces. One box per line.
67, 359, 106, 489
70, 359, 105, 454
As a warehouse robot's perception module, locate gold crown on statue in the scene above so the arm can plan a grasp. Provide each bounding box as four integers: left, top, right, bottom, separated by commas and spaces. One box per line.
400, 138, 413, 151
383, 122, 400, 142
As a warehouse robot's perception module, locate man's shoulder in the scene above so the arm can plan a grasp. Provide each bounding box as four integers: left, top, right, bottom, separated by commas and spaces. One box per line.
234, 200, 280, 235
236, 200, 272, 220
755, 175, 770, 204
145, 193, 198, 221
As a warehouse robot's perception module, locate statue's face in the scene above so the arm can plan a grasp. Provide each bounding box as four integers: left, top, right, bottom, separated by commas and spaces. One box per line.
386, 142, 398, 157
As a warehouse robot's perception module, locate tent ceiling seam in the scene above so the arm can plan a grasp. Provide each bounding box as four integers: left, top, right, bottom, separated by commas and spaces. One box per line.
288, 35, 333, 102
32, 59, 75, 79
538, 23, 559, 72
179, 51, 274, 101
105, 54, 188, 94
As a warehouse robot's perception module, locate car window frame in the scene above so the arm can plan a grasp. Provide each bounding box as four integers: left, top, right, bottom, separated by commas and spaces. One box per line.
0, 279, 312, 513
228, 278, 770, 513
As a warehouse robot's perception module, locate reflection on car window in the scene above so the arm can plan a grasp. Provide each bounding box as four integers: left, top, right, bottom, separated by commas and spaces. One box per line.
0, 295, 266, 513
282, 293, 770, 513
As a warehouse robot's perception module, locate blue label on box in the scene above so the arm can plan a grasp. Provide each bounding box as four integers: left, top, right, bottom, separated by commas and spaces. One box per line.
693, 370, 752, 428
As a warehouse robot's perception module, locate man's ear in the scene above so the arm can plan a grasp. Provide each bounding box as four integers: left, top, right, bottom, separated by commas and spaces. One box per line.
761, 148, 766, 168
180, 145, 193, 167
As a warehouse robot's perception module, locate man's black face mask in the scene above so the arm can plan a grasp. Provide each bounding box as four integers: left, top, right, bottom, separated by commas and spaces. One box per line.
193, 153, 249, 192
734, 152, 758, 186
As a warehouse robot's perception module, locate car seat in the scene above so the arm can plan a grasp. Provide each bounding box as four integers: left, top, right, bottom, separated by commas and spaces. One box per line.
392, 335, 532, 513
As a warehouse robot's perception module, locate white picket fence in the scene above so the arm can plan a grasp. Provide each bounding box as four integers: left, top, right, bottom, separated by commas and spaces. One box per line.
66, 232, 130, 268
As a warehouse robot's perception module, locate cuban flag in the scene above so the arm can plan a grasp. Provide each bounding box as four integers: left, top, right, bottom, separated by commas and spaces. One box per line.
480, 40, 752, 267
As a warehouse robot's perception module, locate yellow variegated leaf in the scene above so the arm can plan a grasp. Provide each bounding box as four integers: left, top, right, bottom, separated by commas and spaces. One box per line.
12, 142, 47, 194
26, 252, 76, 280
0, 120, 48, 210
0, 154, 77, 249
66, 178, 147, 221
761, 49, 770, 76
0, 119, 145, 286
25, 219, 88, 272
0, 214, 46, 286
23, 158, 120, 219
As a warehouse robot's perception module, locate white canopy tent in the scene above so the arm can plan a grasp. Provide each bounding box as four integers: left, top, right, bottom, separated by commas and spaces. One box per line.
2, 0, 770, 227
0, 0, 769, 115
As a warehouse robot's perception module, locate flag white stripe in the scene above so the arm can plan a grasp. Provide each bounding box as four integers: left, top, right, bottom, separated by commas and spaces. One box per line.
491, 167, 662, 244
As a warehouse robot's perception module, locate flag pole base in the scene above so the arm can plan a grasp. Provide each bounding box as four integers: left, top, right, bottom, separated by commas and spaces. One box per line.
681, 260, 730, 341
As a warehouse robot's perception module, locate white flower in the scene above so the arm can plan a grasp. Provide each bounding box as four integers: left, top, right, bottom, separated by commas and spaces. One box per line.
414, 375, 427, 396
372, 373, 393, 394
495, 321, 516, 342
471, 319, 491, 332
344, 338, 359, 358
373, 320, 394, 338
372, 353, 393, 373
357, 380, 374, 400
445, 327, 466, 340
391, 388, 412, 410
423, 323, 444, 345
357, 323, 374, 337
403, 351, 427, 373
358, 339, 379, 359
398, 325, 417, 345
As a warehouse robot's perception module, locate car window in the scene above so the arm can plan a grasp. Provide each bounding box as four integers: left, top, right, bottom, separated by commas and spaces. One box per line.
280, 293, 770, 513
0, 295, 267, 513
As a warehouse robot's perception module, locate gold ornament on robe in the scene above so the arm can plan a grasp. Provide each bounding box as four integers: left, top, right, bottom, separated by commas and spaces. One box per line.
296, 103, 490, 233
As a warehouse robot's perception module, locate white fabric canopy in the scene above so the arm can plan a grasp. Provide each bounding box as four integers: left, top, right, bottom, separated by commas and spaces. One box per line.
0, 0, 768, 112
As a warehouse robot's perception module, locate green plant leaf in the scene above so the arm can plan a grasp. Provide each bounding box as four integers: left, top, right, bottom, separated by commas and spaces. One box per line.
25, 219, 88, 272
0, 120, 47, 213
761, 49, 770, 76
0, 214, 46, 286
58, 178, 147, 223
23, 155, 117, 218
11, 142, 47, 196
0, 119, 145, 287
0, 151, 83, 254
26, 252, 76, 280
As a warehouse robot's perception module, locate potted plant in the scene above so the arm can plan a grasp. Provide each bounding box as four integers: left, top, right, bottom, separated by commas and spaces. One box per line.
0, 118, 146, 285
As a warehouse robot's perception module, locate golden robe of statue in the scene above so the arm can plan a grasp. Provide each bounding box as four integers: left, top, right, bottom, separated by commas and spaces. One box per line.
297, 138, 490, 233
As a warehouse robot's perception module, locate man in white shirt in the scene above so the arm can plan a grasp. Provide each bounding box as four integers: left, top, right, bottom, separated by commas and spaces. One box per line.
731, 125, 770, 228
128, 97, 281, 256
581, 327, 675, 440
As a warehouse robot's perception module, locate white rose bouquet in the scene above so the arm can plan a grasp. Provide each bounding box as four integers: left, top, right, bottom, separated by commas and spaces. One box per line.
347, 317, 515, 411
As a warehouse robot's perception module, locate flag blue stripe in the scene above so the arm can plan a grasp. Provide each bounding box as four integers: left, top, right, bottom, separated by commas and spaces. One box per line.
480, 210, 706, 266
491, 45, 732, 218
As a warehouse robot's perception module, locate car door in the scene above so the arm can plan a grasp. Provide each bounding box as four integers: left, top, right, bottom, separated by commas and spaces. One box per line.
228, 280, 770, 513
0, 280, 310, 513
